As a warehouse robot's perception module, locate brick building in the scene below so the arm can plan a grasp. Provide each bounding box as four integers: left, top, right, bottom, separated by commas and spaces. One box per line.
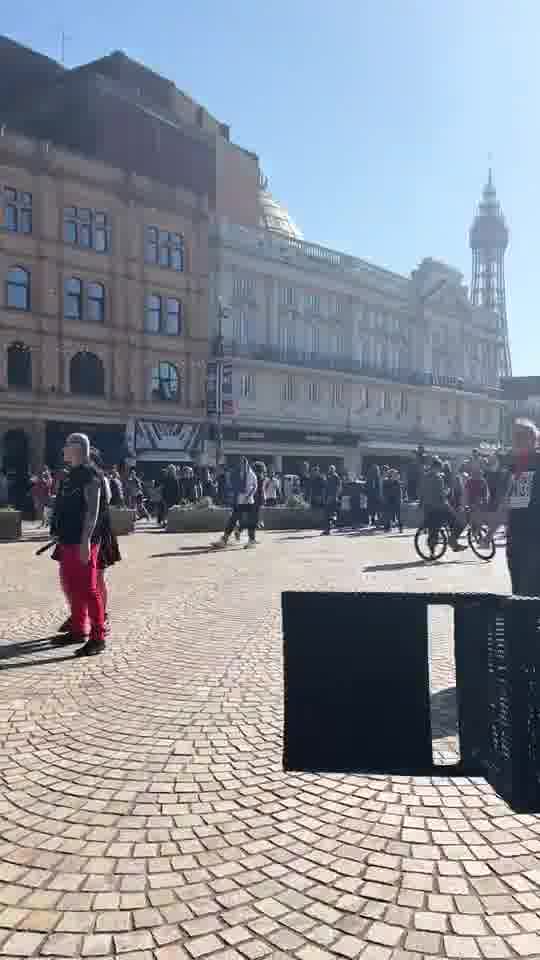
0, 36, 261, 473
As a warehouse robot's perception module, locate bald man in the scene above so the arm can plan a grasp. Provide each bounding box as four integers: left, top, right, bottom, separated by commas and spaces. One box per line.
52, 433, 107, 655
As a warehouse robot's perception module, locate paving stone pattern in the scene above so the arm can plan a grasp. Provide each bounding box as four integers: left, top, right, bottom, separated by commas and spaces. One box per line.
1, 527, 540, 959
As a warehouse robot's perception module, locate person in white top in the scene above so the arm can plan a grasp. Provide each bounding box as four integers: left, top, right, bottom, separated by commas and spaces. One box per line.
264, 470, 281, 506
214, 457, 258, 549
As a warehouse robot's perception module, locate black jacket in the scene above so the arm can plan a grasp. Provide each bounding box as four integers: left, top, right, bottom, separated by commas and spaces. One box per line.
508, 453, 540, 543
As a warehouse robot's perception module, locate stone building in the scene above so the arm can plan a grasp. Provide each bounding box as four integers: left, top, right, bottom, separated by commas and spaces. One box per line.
0, 36, 262, 473
0, 127, 210, 472
209, 198, 506, 475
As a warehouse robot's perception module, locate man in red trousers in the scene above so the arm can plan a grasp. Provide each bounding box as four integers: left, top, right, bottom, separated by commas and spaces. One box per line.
52, 432, 107, 656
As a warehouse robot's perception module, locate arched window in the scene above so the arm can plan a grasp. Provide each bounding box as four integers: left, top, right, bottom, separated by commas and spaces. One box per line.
70, 351, 105, 396
87, 282, 105, 323
7, 342, 32, 390
6, 266, 30, 310
151, 361, 180, 402
64, 277, 82, 320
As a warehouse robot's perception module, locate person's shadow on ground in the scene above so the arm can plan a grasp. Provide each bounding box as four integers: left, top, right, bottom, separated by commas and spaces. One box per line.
0, 636, 77, 670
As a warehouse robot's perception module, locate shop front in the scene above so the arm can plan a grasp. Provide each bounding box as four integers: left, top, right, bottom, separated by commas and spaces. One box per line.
221, 426, 363, 476
45, 421, 128, 470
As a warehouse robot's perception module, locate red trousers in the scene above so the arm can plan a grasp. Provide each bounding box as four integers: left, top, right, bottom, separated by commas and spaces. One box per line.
59, 544, 105, 640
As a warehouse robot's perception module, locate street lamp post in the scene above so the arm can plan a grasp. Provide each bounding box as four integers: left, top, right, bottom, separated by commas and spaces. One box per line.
213, 298, 228, 469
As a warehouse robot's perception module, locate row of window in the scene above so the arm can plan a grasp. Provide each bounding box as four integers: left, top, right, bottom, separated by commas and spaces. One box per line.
2, 186, 185, 270
238, 375, 347, 407
238, 375, 492, 426
232, 276, 346, 316
4, 266, 183, 335
4, 342, 184, 403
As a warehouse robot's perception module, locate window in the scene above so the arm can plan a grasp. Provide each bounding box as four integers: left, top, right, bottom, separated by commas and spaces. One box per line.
6, 267, 30, 310
240, 373, 255, 399
331, 382, 344, 407
87, 283, 105, 324
279, 325, 296, 353
7, 342, 32, 390
70, 351, 105, 396
330, 295, 344, 316
151, 362, 180, 402
64, 207, 110, 252
145, 227, 184, 271
64, 277, 82, 320
308, 381, 321, 404
64, 278, 105, 323
305, 293, 320, 313
280, 285, 295, 307
481, 406, 492, 429
233, 310, 249, 344
233, 275, 254, 299
383, 391, 392, 412
310, 326, 320, 355
400, 391, 408, 415
144, 294, 182, 335
335, 333, 346, 355
281, 375, 296, 403
3, 188, 32, 234
165, 297, 181, 335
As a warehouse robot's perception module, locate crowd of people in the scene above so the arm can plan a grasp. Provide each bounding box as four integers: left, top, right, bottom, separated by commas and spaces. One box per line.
3, 420, 540, 660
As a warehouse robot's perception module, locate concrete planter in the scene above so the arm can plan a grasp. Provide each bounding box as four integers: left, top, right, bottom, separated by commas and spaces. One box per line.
0, 510, 22, 540
261, 507, 323, 530
167, 507, 229, 533
166, 506, 324, 534
109, 507, 136, 536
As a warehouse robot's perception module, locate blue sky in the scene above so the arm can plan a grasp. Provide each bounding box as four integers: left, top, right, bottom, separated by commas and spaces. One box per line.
3, 1, 536, 374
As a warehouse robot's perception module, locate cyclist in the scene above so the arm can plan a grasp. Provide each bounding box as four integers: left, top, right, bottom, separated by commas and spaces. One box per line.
420, 457, 467, 552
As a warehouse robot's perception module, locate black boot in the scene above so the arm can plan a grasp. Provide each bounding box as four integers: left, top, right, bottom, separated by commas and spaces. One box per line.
52, 632, 87, 648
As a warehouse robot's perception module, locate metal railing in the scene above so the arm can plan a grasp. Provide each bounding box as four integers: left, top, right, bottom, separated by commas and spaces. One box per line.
224, 340, 502, 396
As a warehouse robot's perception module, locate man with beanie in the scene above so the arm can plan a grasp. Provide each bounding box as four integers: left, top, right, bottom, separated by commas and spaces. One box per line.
52, 433, 107, 656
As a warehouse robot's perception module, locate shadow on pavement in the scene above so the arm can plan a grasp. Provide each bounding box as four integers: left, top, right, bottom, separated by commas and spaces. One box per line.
363, 559, 481, 572
150, 546, 220, 558
0, 636, 80, 670
279, 534, 323, 541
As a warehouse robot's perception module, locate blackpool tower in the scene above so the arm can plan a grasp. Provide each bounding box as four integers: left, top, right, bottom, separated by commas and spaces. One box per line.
469, 169, 511, 377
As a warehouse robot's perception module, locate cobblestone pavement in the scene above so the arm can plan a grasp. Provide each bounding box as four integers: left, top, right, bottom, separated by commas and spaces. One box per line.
2, 527, 540, 960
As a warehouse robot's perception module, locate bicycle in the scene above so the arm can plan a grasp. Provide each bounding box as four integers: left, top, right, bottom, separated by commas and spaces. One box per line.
414, 513, 496, 562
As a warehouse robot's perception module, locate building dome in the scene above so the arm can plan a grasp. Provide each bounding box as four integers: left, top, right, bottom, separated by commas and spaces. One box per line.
258, 173, 303, 240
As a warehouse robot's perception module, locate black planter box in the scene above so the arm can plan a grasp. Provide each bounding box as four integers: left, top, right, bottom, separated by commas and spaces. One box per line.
283, 592, 540, 813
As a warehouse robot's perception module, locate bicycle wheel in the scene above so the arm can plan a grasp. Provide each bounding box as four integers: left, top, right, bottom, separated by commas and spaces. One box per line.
414, 526, 448, 561
468, 524, 496, 561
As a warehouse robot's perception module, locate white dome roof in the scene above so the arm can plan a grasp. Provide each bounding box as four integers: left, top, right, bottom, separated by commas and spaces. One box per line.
258, 174, 303, 240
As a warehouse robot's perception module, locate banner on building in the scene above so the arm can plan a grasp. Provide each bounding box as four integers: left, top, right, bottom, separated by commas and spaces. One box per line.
222, 361, 234, 415
207, 360, 234, 417
125, 419, 202, 461
206, 360, 219, 416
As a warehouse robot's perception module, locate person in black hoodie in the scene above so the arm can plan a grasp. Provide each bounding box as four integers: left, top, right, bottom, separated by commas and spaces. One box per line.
506, 418, 540, 595
322, 465, 342, 535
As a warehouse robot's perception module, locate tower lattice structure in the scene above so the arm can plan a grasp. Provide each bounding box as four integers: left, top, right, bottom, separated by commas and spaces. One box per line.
469, 169, 511, 377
